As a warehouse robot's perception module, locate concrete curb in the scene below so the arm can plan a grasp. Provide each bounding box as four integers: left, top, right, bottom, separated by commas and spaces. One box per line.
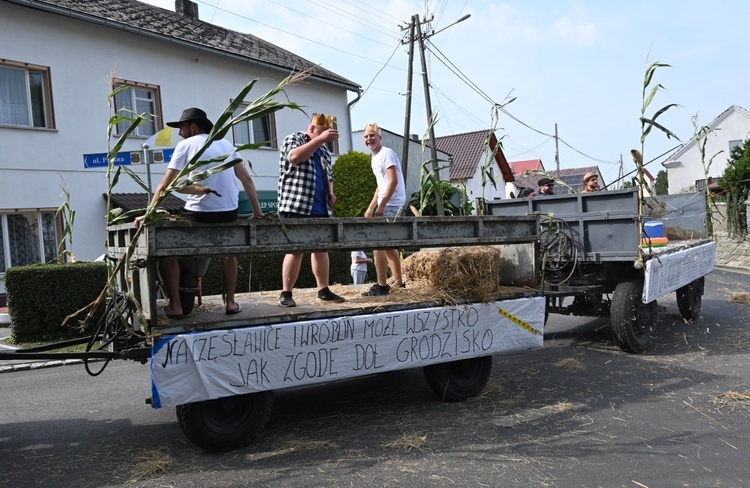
0, 358, 98, 374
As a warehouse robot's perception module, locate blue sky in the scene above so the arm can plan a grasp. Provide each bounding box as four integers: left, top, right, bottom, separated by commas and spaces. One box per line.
140, 0, 748, 184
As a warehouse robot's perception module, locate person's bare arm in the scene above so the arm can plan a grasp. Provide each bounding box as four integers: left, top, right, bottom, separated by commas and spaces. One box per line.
234, 162, 264, 219
289, 129, 338, 164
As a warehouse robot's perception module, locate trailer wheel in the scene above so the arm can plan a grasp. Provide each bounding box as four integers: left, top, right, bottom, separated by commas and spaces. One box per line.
676, 277, 704, 321
176, 391, 273, 452
610, 278, 658, 353
423, 356, 493, 402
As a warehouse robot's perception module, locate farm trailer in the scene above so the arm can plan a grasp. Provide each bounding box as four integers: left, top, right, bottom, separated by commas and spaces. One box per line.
486, 187, 716, 353
2, 215, 547, 452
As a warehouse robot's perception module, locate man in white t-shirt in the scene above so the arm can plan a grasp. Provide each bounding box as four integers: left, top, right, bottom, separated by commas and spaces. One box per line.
361, 123, 406, 296
136, 107, 263, 318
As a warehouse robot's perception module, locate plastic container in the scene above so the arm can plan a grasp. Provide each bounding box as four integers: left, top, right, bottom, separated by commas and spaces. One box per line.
643, 220, 664, 238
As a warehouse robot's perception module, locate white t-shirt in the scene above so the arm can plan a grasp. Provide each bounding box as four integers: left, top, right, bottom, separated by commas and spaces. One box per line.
168, 134, 240, 212
371, 146, 406, 207
351, 251, 368, 272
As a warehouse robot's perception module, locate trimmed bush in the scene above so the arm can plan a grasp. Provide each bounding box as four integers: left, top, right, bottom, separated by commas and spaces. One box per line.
332, 151, 376, 217
5, 262, 107, 343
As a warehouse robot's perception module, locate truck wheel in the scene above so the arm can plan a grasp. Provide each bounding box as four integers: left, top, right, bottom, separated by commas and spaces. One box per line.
676, 277, 704, 321
423, 356, 493, 402
610, 278, 658, 353
176, 391, 273, 452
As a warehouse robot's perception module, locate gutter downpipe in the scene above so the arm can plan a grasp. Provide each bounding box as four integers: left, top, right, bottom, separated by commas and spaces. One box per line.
346, 88, 363, 151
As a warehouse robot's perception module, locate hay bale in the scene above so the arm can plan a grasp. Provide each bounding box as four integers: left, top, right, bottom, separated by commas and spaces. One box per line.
403, 246, 501, 301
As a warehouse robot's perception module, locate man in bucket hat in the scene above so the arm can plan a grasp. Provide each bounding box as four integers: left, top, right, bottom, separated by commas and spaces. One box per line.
136, 107, 264, 318
276, 113, 345, 307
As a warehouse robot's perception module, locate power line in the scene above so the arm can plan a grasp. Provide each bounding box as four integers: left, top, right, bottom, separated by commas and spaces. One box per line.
302, 0, 403, 40
356, 36, 408, 104
425, 39, 620, 165
189, 0, 406, 67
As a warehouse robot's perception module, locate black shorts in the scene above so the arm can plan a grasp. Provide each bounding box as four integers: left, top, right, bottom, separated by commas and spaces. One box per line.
180, 208, 238, 223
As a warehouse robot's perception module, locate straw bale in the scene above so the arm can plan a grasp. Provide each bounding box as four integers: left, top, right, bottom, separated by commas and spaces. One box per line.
403, 246, 501, 301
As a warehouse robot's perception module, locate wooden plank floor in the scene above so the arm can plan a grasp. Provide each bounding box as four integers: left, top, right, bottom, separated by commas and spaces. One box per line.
151, 283, 538, 335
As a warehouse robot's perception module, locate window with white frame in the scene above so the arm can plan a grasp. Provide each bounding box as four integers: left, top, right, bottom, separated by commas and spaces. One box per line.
112, 79, 161, 137
231, 104, 277, 149
0, 59, 54, 129
0, 211, 59, 274
729, 140, 742, 153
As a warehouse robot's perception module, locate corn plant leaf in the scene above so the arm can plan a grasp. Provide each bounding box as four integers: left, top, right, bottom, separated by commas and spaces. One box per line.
121, 166, 151, 193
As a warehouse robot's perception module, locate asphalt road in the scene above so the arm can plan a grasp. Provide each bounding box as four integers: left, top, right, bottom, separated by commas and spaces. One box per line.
1, 269, 749, 488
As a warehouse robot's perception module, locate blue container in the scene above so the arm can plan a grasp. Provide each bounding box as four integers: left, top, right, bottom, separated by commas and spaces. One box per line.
644, 220, 664, 238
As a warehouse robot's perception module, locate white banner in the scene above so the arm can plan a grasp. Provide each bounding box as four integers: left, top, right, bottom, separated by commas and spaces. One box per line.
151, 296, 545, 408
643, 241, 716, 303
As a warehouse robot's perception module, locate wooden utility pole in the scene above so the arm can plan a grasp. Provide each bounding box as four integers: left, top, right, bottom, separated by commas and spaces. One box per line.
400, 15, 416, 190
416, 14, 445, 216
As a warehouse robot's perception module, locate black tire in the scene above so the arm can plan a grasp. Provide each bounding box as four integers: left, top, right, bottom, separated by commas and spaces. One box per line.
423, 356, 493, 402
610, 278, 658, 353
676, 277, 704, 321
176, 391, 274, 452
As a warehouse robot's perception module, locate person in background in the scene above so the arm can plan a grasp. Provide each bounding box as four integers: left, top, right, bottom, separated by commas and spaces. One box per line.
277, 113, 345, 307
537, 177, 556, 196
517, 187, 536, 198
350, 251, 372, 285
581, 172, 599, 193
361, 122, 406, 296
136, 107, 263, 318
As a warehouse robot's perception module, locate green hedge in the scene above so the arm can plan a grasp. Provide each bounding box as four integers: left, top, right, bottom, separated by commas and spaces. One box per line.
200, 251, 353, 296
332, 151, 376, 217
5, 262, 108, 343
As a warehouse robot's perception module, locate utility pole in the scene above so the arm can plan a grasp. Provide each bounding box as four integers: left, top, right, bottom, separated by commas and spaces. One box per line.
400, 13, 470, 217
554, 123, 560, 175
416, 14, 445, 216
400, 15, 416, 191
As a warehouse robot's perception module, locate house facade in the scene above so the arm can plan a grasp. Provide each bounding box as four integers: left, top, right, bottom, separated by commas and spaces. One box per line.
431, 130, 514, 212
0, 0, 359, 297
662, 105, 750, 193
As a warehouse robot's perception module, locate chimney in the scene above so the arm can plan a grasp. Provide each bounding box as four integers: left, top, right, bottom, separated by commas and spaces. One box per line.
175, 0, 199, 20
410, 134, 419, 142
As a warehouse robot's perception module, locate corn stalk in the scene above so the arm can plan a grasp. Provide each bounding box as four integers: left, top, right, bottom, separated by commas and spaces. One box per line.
64, 72, 307, 332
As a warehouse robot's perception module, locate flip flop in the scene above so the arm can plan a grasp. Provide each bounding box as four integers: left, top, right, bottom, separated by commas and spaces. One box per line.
226, 304, 242, 315
165, 313, 185, 320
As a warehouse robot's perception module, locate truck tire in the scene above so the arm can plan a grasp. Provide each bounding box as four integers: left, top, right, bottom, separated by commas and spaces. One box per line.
610, 278, 658, 353
423, 356, 493, 402
676, 277, 704, 321
176, 391, 273, 452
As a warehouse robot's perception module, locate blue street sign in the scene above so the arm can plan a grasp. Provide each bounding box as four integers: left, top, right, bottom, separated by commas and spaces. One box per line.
83, 148, 175, 168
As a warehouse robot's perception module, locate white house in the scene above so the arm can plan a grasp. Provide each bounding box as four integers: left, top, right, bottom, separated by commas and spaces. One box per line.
662, 105, 750, 193
430, 130, 514, 211
0, 0, 360, 298
351, 128, 451, 200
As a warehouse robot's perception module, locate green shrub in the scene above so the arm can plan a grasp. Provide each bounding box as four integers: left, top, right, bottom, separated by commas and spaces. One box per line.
332, 151, 376, 217
5, 262, 107, 343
